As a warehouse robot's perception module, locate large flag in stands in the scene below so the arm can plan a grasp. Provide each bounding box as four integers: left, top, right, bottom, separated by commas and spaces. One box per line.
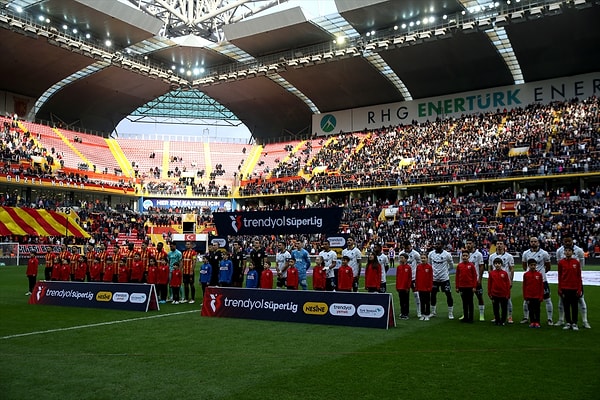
0, 207, 90, 238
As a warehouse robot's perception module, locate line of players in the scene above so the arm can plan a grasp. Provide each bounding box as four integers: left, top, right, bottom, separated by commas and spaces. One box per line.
396, 235, 589, 329
251, 235, 590, 330
32, 234, 591, 329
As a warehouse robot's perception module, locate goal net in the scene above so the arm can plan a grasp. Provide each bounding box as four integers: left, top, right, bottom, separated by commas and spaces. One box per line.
0, 242, 20, 266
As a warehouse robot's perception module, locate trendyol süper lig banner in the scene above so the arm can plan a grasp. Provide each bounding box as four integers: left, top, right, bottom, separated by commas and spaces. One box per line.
29, 281, 159, 312
201, 286, 395, 329
212, 207, 343, 236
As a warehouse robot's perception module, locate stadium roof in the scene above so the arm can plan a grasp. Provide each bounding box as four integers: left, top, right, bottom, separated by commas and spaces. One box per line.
0, 0, 599, 141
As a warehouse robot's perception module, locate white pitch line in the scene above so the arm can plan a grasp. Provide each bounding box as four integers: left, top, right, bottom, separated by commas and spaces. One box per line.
1, 310, 197, 340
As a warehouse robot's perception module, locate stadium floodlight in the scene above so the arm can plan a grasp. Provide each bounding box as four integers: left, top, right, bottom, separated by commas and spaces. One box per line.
495, 14, 509, 27
9, 19, 24, 29
434, 28, 447, 37
528, 6, 543, 19
546, 3, 562, 15
462, 21, 476, 32
478, 18, 492, 30
573, 0, 591, 9
418, 31, 431, 41
511, 11, 525, 22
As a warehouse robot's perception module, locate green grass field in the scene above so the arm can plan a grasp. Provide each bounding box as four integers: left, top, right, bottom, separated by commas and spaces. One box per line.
1, 265, 598, 400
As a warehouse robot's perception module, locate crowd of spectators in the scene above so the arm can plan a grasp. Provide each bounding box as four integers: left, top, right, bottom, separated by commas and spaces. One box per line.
220, 185, 600, 260
1, 116, 135, 190
191, 181, 230, 197
238, 177, 305, 195
243, 97, 599, 194
2, 181, 600, 262
143, 181, 187, 196
2, 97, 600, 261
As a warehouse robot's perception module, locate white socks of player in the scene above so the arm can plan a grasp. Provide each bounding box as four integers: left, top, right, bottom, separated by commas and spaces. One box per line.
448, 306, 454, 320
431, 305, 437, 316
414, 292, 421, 317
545, 298, 554, 322
558, 296, 590, 328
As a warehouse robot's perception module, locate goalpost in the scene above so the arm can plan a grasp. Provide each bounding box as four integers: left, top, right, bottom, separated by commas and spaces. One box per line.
0, 242, 20, 266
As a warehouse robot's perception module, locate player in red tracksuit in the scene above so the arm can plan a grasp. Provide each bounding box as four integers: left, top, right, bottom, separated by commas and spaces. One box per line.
415, 254, 433, 321
260, 261, 274, 289
170, 262, 183, 304
89, 256, 103, 282
51, 257, 62, 280
488, 258, 511, 325
455, 252, 478, 323
523, 258, 544, 328
146, 257, 158, 285
337, 256, 354, 292
396, 254, 412, 319
58, 258, 71, 281
312, 256, 327, 291
103, 257, 116, 283
73, 256, 88, 282
55, 245, 71, 278
285, 258, 299, 290
156, 258, 170, 303
117, 258, 130, 283
130, 253, 144, 283
364, 253, 382, 293
25, 251, 39, 295
557, 247, 583, 330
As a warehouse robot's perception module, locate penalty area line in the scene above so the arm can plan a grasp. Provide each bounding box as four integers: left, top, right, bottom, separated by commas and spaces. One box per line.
1, 310, 197, 340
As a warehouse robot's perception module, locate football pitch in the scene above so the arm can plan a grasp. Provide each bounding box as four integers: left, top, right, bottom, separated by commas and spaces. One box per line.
1, 265, 598, 400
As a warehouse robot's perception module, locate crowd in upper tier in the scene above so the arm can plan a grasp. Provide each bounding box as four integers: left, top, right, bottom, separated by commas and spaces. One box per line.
240, 97, 599, 194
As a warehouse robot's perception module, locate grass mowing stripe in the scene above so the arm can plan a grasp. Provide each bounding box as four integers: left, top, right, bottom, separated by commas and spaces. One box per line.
0, 309, 197, 340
